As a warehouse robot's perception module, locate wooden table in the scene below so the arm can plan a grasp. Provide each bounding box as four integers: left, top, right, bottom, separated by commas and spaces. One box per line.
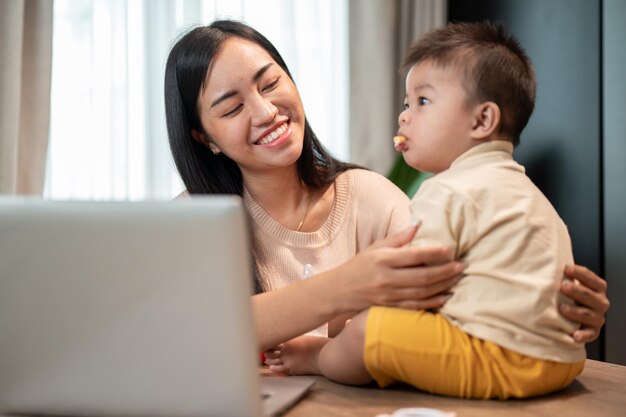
275, 359, 626, 417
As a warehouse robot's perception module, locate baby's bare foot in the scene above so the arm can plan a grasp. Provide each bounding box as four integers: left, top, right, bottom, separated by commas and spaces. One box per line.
268, 335, 329, 375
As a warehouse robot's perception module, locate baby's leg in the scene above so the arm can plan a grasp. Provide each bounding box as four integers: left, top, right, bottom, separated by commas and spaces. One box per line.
266, 335, 329, 375
266, 310, 373, 385
317, 309, 373, 385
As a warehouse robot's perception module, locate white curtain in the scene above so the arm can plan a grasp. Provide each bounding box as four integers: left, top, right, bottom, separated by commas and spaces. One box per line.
45, 0, 348, 201
0, 0, 53, 195
348, 0, 447, 175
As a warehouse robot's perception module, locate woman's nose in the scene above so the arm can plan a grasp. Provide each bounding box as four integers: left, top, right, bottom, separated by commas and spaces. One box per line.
251, 95, 278, 126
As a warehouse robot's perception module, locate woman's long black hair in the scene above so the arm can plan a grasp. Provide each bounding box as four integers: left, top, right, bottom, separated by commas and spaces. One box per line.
165, 19, 357, 196
164, 20, 359, 291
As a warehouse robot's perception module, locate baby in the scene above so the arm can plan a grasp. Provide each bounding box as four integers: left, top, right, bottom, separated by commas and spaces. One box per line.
266, 21, 585, 399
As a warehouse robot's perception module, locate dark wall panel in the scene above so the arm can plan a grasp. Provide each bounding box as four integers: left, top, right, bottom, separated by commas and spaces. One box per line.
603, 0, 626, 366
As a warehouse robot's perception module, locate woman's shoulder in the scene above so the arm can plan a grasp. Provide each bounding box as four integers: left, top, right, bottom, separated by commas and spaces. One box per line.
175, 190, 190, 199
336, 169, 410, 236
337, 168, 410, 207
339, 168, 408, 198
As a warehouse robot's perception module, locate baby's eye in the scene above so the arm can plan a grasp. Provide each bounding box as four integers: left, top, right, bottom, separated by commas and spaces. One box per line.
402, 102, 409, 110
418, 97, 431, 106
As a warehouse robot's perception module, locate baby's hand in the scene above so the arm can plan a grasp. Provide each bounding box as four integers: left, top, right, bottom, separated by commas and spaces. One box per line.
265, 335, 329, 376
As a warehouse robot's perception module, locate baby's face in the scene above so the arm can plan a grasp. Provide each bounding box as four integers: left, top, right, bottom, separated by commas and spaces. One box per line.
396, 60, 477, 174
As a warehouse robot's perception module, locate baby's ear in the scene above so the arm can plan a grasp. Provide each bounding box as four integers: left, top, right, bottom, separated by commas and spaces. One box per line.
470, 101, 501, 140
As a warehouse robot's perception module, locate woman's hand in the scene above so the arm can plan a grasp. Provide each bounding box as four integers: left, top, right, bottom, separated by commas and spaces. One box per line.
333, 225, 465, 313
253, 225, 463, 351
559, 265, 610, 343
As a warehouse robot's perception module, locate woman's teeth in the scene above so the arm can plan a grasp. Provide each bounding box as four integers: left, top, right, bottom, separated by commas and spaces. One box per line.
257, 123, 288, 145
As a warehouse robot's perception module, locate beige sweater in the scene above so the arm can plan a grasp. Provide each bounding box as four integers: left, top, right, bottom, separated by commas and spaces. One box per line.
244, 169, 410, 291
410, 141, 585, 363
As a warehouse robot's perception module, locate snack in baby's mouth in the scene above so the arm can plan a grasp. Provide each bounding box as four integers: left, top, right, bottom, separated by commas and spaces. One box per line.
393, 135, 406, 151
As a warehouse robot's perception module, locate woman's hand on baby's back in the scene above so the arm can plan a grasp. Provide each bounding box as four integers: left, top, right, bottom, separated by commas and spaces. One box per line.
559, 264, 609, 343
335, 225, 465, 312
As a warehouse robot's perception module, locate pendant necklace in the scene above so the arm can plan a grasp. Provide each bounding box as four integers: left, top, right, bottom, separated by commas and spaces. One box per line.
296, 190, 312, 232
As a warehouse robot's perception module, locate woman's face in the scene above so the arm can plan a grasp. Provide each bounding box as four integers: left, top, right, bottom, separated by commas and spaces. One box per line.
195, 37, 306, 176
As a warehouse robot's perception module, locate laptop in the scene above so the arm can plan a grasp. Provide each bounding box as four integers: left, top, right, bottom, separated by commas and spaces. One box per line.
0, 197, 314, 417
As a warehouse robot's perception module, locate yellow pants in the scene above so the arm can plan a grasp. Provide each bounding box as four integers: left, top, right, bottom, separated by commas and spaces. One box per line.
364, 307, 585, 399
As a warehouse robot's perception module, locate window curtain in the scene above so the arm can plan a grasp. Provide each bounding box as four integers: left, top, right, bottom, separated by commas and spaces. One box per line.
348, 0, 447, 175
45, 0, 347, 201
0, 0, 53, 195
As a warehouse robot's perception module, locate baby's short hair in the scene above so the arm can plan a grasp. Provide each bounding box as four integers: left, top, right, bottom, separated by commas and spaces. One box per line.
404, 21, 536, 146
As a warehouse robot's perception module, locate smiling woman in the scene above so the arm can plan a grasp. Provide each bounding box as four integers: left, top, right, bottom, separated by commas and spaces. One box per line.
44, 0, 347, 201
191, 38, 306, 174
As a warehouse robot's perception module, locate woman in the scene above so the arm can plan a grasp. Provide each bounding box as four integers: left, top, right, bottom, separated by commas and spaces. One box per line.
164, 20, 608, 352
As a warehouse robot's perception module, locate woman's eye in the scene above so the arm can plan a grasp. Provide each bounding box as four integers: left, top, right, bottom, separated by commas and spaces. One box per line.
223, 104, 243, 117
418, 97, 431, 106
262, 77, 280, 92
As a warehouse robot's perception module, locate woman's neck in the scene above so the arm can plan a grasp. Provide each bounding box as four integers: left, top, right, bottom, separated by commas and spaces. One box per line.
243, 167, 309, 228
242, 166, 334, 232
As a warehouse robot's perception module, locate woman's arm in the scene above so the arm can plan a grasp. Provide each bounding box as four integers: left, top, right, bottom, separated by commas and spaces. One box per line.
253, 225, 464, 351
559, 265, 610, 343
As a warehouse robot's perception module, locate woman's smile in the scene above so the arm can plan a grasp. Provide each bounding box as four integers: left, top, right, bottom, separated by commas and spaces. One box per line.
197, 37, 306, 172
255, 121, 291, 146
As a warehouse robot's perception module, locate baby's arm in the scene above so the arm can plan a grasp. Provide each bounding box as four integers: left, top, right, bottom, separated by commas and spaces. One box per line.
408, 182, 471, 261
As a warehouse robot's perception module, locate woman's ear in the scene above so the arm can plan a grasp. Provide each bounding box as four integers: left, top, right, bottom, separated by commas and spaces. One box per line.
191, 129, 221, 155
470, 101, 501, 141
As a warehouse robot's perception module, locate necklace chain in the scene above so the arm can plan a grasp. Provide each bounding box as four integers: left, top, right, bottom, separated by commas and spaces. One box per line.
296, 190, 312, 232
